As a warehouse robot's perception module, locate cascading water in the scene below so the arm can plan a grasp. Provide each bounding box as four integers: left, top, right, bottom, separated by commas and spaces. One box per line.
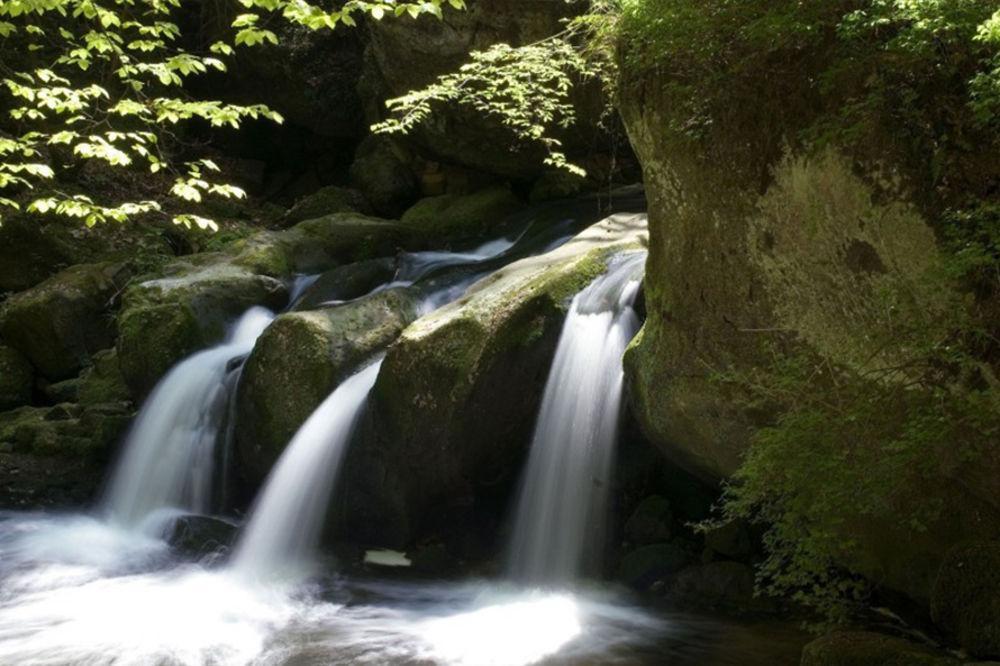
508, 251, 646, 584
102, 306, 275, 531
231, 358, 384, 579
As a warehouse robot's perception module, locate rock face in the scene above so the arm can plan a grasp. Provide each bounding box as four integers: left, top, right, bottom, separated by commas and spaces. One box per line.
349, 135, 420, 218
617, 1, 1000, 605
339, 212, 647, 548
0, 262, 135, 381
931, 542, 1000, 659
236, 289, 418, 484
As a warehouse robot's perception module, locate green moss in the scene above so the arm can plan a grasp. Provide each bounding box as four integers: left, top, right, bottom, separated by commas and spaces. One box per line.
400, 187, 525, 240
78, 348, 131, 406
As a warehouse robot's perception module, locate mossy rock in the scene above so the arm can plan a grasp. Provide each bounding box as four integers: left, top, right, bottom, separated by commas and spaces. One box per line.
668, 561, 767, 612
294, 258, 397, 309
617, 543, 690, 589
0, 401, 132, 508
282, 185, 369, 226
338, 212, 648, 548
400, 186, 525, 240
78, 348, 131, 406
800, 631, 959, 666
623, 495, 673, 546
116, 261, 287, 399
0, 344, 33, 410
931, 542, 1000, 658
0, 261, 135, 380
231, 212, 424, 276
236, 288, 418, 484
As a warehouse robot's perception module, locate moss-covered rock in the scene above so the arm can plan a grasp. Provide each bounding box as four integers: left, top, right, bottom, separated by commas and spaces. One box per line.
117, 261, 287, 399
78, 348, 131, 406
349, 135, 419, 218
294, 258, 397, 310
800, 632, 959, 666
0, 344, 33, 410
931, 542, 1000, 658
236, 289, 418, 484
338, 212, 647, 548
0, 402, 132, 508
281, 185, 369, 227
400, 186, 525, 240
231, 211, 424, 276
0, 261, 135, 380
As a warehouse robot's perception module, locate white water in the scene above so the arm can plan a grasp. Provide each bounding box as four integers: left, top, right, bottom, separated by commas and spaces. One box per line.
508, 252, 645, 584
231, 358, 384, 579
102, 307, 275, 531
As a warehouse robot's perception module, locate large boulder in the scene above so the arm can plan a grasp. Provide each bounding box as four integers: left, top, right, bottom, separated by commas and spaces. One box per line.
400, 186, 525, 240
0, 261, 135, 380
281, 185, 369, 227
931, 542, 1000, 659
800, 632, 959, 666
236, 289, 418, 484
116, 260, 287, 399
339, 212, 647, 548
617, 0, 1000, 605
0, 345, 33, 410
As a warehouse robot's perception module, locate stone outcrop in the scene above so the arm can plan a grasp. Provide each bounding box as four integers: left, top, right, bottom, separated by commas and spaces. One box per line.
339, 212, 647, 548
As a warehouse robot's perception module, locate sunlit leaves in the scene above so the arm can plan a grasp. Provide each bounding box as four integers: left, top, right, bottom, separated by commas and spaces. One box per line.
0, 0, 456, 228
374, 38, 591, 176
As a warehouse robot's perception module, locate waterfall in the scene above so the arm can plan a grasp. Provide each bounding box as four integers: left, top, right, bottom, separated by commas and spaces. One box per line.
508, 252, 645, 584
102, 307, 275, 531
231, 357, 384, 579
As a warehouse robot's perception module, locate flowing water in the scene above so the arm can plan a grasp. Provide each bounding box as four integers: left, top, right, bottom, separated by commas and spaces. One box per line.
508, 252, 646, 584
101, 306, 275, 531
0, 198, 807, 665
232, 358, 384, 580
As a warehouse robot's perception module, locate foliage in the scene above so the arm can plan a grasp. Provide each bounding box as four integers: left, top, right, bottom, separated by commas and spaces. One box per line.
710, 209, 1000, 626
374, 37, 594, 176
0, 0, 459, 228
372, 0, 624, 177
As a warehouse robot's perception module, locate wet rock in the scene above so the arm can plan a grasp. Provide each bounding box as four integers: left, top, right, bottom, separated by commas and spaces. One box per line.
0, 261, 134, 380
623, 495, 673, 546
236, 289, 418, 484
116, 259, 287, 399
400, 186, 525, 241
800, 631, 959, 665
617, 543, 690, 589
931, 542, 1000, 658
165, 514, 238, 560
349, 135, 420, 218
0, 344, 33, 410
294, 258, 397, 310
339, 212, 647, 547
